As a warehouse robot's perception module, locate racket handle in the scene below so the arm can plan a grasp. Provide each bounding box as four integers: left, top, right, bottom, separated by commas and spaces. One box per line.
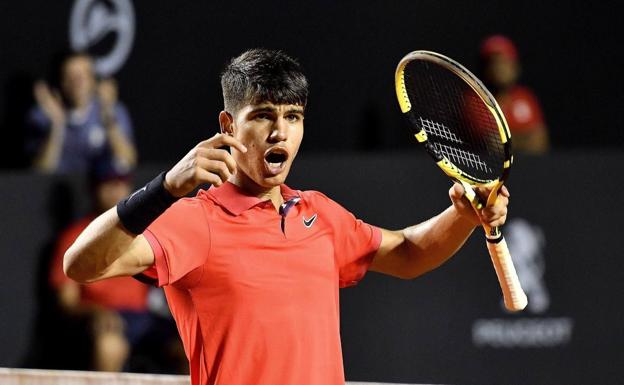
485, 232, 528, 312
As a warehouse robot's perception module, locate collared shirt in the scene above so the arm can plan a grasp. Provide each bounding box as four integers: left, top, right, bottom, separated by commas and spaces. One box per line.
142, 182, 381, 385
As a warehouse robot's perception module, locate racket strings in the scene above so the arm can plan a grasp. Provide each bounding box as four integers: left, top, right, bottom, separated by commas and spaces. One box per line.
403, 60, 505, 181
419, 118, 462, 144
432, 142, 492, 173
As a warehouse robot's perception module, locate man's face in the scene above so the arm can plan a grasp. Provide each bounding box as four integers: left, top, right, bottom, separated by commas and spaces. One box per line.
61, 56, 96, 108
225, 102, 304, 189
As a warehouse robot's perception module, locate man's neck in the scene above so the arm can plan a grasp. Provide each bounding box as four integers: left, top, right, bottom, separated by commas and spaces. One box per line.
229, 173, 283, 211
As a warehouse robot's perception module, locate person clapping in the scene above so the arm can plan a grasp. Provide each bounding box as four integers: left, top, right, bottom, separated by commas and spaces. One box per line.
26, 52, 136, 174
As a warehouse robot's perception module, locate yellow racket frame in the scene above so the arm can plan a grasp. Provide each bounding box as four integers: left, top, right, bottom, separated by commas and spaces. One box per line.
395, 50, 527, 311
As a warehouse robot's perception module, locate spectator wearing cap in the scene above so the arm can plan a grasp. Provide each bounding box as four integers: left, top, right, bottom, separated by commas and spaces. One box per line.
480, 35, 550, 154
25, 52, 137, 174
47, 168, 151, 371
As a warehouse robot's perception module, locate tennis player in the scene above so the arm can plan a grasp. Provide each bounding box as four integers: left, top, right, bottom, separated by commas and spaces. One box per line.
64, 49, 509, 385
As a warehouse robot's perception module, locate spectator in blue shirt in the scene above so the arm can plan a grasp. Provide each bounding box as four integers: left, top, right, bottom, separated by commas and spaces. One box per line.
26, 52, 137, 174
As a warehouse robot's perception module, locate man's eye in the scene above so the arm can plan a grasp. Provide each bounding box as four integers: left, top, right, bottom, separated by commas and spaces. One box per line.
255, 113, 270, 120
286, 114, 301, 122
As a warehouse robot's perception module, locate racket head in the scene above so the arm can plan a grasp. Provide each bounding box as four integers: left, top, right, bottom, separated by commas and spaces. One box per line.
395, 50, 513, 190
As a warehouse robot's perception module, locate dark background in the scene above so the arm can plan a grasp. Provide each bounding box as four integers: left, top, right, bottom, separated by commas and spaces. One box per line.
0, 1, 622, 169
1, 1, 623, 384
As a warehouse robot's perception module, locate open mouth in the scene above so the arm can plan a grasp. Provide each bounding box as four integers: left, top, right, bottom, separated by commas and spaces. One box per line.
264, 148, 289, 175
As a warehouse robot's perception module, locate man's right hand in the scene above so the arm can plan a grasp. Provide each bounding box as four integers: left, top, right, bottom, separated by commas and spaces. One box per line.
33, 80, 66, 128
164, 133, 247, 197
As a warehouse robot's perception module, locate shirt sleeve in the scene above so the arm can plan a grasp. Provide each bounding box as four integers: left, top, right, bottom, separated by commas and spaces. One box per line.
313, 192, 382, 288
143, 197, 211, 288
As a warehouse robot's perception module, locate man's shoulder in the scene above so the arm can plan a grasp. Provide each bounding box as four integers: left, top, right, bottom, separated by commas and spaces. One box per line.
179, 189, 217, 208
161, 190, 217, 218
149, 192, 215, 232
298, 189, 328, 201
298, 189, 344, 211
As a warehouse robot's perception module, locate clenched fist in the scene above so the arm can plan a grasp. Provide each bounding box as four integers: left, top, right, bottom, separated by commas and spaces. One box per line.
164, 134, 247, 197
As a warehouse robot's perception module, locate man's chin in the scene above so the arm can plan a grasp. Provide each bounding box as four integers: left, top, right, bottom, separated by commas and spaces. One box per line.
260, 173, 288, 187
259, 163, 292, 187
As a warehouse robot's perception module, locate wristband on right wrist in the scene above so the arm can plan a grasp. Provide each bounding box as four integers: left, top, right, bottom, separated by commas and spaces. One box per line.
116, 172, 178, 234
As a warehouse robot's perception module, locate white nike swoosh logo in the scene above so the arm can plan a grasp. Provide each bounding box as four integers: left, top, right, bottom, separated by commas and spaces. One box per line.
303, 214, 318, 228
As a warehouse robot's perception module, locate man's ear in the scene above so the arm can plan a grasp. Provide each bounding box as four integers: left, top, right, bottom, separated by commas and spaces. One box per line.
219, 111, 234, 135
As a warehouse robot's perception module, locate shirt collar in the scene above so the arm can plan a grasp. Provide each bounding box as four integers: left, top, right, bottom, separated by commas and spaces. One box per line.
205, 181, 300, 216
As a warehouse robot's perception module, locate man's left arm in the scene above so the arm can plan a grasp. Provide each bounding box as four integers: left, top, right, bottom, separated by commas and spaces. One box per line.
369, 183, 509, 279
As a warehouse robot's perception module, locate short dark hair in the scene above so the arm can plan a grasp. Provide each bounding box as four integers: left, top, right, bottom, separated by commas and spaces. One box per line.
221, 49, 308, 113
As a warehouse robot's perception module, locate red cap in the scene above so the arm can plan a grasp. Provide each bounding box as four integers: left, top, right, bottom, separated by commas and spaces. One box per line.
480, 35, 518, 61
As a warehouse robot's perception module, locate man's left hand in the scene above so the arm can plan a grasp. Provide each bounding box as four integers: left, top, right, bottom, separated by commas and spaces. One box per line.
449, 183, 510, 228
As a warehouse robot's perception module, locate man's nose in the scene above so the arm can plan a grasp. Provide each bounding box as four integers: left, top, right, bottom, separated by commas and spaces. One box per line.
269, 117, 288, 142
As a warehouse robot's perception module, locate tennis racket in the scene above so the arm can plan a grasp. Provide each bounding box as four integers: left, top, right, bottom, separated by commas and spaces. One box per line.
394, 50, 527, 311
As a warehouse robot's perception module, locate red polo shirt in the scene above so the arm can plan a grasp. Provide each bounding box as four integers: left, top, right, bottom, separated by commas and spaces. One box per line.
141, 182, 381, 385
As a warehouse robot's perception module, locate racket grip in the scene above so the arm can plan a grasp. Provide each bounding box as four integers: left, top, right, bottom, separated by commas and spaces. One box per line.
485, 235, 528, 312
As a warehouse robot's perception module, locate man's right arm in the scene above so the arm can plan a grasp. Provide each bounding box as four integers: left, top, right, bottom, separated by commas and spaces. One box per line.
64, 208, 154, 283
64, 133, 247, 283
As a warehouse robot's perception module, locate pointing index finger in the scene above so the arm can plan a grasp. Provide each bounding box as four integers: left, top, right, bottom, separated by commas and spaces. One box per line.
218, 134, 247, 153
197, 133, 247, 153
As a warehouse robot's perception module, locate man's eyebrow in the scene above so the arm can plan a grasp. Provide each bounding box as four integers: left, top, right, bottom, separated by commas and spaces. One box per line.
286, 107, 305, 114
249, 106, 277, 114
249, 106, 305, 114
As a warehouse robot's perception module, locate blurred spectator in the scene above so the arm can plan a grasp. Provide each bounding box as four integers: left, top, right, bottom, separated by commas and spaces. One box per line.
25, 52, 137, 174
480, 35, 550, 154
47, 167, 151, 371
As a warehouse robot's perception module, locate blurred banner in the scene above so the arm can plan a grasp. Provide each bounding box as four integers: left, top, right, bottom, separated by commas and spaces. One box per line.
1, 151, 622, 385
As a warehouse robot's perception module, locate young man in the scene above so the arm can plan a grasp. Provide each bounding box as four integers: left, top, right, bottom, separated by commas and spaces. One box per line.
64, 49, 509, 385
